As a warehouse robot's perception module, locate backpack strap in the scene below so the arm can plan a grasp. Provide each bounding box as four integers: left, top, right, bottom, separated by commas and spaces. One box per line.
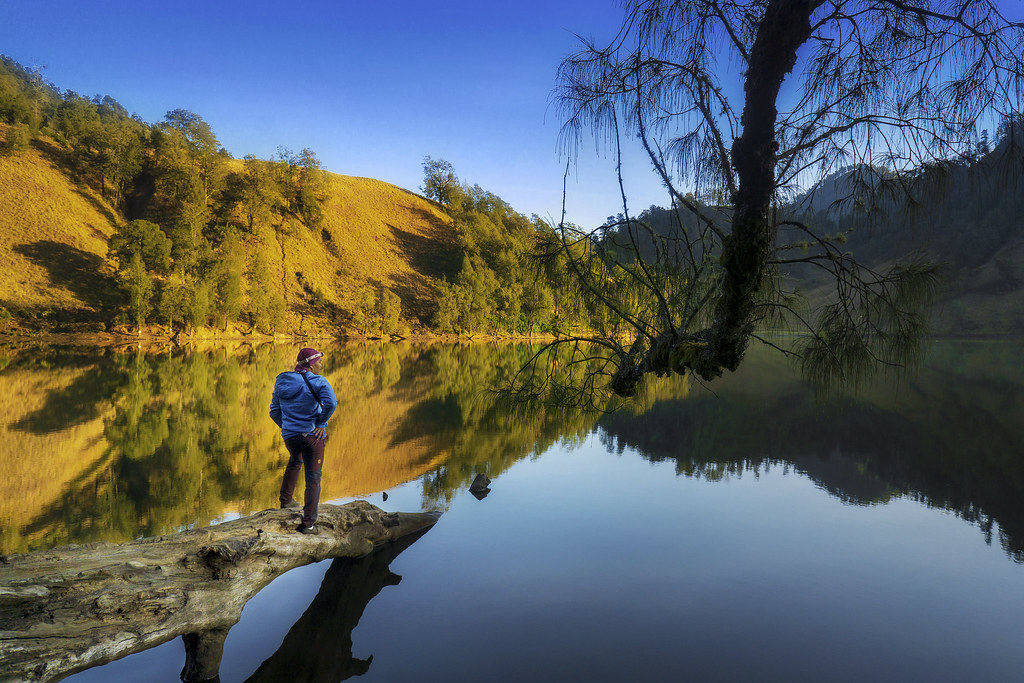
298, 371, 323, 408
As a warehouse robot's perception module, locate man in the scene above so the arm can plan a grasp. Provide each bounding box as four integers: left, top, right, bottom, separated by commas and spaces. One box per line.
270, 347, 338, 534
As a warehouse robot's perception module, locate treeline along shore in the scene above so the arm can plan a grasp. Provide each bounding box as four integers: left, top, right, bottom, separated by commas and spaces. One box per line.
0, 55, 618, 341
3, 53, 1024, 343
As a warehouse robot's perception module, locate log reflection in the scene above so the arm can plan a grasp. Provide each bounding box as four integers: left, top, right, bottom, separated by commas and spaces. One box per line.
244, 529, 426, 682
177, 529, 426, 683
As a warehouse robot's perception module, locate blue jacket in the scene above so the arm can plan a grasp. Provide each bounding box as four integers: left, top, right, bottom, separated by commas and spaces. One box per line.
270, 371, 338, 439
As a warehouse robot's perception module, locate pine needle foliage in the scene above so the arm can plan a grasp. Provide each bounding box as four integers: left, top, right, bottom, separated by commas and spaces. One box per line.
541, 0, 1024, 399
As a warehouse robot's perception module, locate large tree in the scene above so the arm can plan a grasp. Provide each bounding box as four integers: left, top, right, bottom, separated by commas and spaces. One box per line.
421, 156, 460, 205
545, 0, 1024, 399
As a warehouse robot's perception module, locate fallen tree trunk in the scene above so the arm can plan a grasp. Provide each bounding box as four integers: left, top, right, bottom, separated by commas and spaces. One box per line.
0, 501, 440, 682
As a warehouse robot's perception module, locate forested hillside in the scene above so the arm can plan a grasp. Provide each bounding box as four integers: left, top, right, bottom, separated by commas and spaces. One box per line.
5, 48, 1019, 340
790, 124, 1024, 334
593, 120, 1024, 336
0, 55, 597, 338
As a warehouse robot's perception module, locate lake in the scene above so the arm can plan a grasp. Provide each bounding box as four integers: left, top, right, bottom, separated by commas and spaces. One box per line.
2, 339, 1023, 681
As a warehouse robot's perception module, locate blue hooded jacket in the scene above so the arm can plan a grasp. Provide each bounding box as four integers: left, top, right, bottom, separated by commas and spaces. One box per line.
269, 371, 338, 439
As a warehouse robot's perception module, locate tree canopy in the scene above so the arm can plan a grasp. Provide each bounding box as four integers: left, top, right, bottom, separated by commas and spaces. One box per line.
545, 0, 1024, 398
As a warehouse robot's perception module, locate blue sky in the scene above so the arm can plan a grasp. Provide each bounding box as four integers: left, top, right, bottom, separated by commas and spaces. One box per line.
0, 0, 666, 229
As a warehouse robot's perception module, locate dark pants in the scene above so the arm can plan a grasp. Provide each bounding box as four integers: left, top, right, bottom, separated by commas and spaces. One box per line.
279, 435, 325, 528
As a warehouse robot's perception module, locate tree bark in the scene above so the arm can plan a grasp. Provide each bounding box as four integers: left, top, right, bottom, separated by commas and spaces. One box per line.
0, 501, 439, 683
705, 0, 819, 379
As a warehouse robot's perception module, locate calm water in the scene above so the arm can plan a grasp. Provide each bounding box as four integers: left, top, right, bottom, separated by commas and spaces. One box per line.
2, 339, 1023, 681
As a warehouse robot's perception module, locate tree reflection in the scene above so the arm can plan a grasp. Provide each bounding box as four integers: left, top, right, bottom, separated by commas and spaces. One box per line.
3, 342, 644, 552
4, 340, 1024, 562
597, 342, 1024, 561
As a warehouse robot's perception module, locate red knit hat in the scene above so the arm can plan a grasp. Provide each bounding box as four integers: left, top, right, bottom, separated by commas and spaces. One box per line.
296, 347, 323, 368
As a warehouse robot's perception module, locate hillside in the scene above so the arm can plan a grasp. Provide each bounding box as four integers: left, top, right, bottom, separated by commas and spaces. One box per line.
787, 132, 1024, 335
0, 131, 121, 323
0, 122, 455, 336
597, 127, 1024, 337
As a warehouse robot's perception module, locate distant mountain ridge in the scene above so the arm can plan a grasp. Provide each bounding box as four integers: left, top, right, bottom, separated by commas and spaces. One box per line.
787, 124, 1024, 334
598, 123, 1024, 336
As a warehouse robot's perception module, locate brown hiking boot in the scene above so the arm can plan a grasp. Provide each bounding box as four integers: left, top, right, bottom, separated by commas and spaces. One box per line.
296, 524, 318, 535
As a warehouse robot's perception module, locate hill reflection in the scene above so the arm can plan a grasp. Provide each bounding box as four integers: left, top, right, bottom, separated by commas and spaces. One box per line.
2, 339, 1022, 561
597, 340, 1024, 561
0, 341, 651, 553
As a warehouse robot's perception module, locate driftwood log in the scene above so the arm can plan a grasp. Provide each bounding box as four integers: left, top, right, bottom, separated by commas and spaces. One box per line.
0, 501, 439, 682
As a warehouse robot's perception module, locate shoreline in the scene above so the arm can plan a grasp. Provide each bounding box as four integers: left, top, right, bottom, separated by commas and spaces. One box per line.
0, 328, 561, 348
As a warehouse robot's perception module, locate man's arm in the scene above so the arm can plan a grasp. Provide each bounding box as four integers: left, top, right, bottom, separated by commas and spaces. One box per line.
269, 386, 282, 427
314, 376, 338, 428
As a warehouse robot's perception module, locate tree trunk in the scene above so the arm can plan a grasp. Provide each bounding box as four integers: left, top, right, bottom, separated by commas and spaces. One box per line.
704, 0, 818, 378
0, 501, 439, 683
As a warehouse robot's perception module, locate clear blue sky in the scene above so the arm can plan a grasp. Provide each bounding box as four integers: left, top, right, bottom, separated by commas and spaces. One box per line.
0, 0, 667, 229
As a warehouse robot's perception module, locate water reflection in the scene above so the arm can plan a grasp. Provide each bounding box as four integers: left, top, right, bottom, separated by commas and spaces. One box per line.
2, 339, 1024, 563
0, 342, 636, 554
598, 340, 1024, 561
242, 530, 426, 682
169, 530, 428, 683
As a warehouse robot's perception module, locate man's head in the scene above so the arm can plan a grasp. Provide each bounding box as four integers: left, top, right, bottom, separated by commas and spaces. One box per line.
296, 347, 324, 371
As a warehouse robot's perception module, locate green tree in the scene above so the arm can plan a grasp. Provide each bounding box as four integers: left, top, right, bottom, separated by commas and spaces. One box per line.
378, 289, 401, 336
54, 93, 102, 173
94, 104, 147, 208
0, 68, 32, 125
421, 156, 459, 205
151, 109, 222, 264
237, 155, 285, 232
109, 220, 172, 327
212, 232, 245, 328
432, 281, 462, 333
548, 0, 1024, 397
109, 219, 172, 273
295, 147, 327, 228
275, 147, 327, 228
158, 270, 192, 330
354, 289, 379, 335
4, 122, 30, 152
0, 57, 60, 132
121, 252, 154, 328
161, 108, 221, 202
247, 250, 285, 333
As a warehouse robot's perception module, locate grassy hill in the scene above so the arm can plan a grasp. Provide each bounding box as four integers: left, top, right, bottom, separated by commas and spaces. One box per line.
0, 122, 455, 337
0, 130, 120, 324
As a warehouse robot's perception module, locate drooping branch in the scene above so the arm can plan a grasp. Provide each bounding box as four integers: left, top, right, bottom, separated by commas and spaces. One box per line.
544, 0, 1023, 399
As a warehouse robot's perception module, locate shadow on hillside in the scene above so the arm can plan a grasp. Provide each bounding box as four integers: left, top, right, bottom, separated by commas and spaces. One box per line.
73, 185, 120, 228
13, 241, 118, 311
389, 223, 460, 281
386, 272, 433, 326
30, 138, 121, 227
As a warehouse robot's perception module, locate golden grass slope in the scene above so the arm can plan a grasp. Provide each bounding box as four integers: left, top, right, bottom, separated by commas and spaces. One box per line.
0, 129, 120, 315
257, 172, 455, 332
0, 126, 453, 331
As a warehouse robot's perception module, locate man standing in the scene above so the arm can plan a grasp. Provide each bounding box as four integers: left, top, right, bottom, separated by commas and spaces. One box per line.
270, 347, 338, 534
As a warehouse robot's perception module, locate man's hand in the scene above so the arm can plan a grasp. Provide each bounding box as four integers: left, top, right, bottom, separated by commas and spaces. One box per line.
312, 426, 327, 441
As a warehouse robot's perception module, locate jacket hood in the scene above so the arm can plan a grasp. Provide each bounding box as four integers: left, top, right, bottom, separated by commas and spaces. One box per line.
274, 371, 308, 401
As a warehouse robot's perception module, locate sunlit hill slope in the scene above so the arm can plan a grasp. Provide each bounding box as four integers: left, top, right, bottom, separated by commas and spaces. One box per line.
0, 123, 455, 336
